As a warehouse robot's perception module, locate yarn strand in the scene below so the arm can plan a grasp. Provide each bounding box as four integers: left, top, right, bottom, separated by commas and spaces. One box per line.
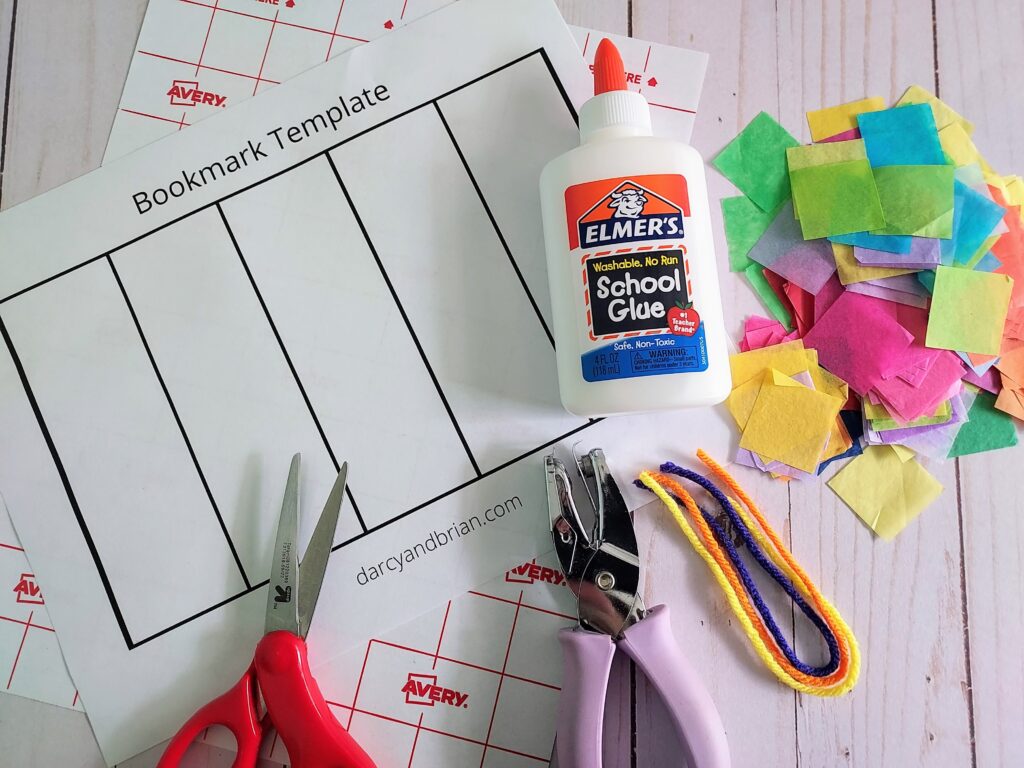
636, 452, 859, 697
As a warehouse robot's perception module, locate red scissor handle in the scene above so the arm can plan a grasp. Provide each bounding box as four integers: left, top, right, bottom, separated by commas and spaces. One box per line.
254, 630, 377, 768
156, 664, 263, 768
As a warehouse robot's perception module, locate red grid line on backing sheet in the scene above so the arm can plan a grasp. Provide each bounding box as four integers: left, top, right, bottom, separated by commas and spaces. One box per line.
0, 541, 24, 552
252, 10, 280, 96
119, 107, 191, 129
0, 614, 54, 633
138, 49, 282, 85
178, 0, 370, 46
315, 588, 567, 766
647, 102, 697, 115
0, 601, 80, 705
326, 0, 349, 61
6, 610, 33, 689
468, 589, 575, 622
194, 0, 220, 76
478, 591, 523, 767
407, 712, 424, 768
327, 700, 550, 764
636, 44, 652, 96
432, 600, 451, 670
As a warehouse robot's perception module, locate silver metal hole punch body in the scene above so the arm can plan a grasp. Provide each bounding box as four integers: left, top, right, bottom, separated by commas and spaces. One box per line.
545, 448, 731, 768
547, 448, 645, 638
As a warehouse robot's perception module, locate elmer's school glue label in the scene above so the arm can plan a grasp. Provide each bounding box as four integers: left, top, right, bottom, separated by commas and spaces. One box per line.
540, 39, 731, 417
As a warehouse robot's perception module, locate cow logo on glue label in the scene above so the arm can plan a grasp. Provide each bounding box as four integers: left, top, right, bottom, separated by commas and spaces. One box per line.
566, 176, 690, 250
608, 187, 648, 218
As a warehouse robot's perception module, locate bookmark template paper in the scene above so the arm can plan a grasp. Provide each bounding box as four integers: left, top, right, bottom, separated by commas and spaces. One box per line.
0, 0, 726, 762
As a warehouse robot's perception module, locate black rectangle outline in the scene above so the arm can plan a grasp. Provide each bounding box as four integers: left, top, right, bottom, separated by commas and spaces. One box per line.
432, 101, 555, 348
324, 152, 482, 477
0, 49, 594, 650
216, 203, 368, 532
108, 254, 253, 590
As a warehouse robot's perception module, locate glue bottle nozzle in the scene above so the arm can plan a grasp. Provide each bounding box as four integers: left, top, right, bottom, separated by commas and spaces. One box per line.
593, 39, 627, 96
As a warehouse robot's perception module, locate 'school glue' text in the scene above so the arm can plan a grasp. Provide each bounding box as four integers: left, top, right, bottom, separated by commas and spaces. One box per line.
540, 39, 731, 417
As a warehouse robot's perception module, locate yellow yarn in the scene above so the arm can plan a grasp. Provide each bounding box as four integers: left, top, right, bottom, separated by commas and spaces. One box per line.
639, 463, 859, 697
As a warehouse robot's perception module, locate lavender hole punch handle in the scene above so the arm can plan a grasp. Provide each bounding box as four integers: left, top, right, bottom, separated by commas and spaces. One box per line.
619, 605, 730, 768
556, 629, 616, 768
557, 606, 730, 768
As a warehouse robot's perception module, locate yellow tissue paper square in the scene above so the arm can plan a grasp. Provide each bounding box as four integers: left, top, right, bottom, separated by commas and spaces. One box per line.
729, 341, 815, 388
820, 415, 854, 462
729, 341, 848, 402
726, 371, 771, 430
939, 122, 992, 172
739, 370, 843, 472
832, 243, 917, 285
1004, 176, 1024, 207
815, 367, 849, 403
827, 445, 943, 540
806, 97, 886, 142
984, 174, 1010, 201
889, 444, 916, 462
896, 85, 974, 135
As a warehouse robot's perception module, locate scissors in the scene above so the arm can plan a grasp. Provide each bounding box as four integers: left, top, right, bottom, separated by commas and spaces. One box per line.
157, 454, 377, 768
545, 448, 731, 768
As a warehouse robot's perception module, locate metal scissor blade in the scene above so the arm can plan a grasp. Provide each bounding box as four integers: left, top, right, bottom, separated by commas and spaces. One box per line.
265, 453, 301, 636
296, 462, 346, 638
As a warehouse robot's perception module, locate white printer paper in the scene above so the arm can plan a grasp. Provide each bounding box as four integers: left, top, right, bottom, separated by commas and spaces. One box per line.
103, 0, 708, 162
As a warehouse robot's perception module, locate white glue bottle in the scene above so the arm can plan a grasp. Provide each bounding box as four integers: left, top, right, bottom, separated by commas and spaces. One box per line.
540, 39, 731, 417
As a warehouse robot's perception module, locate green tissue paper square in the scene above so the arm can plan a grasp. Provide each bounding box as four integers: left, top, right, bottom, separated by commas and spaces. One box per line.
789, 162, 886, 239
925, 267, 1013, 355
873, 165, 955, 237
722, 196, 780, 272
787, 142, 885, 239
713, 112, 799, 213
948, 390, 1019, 457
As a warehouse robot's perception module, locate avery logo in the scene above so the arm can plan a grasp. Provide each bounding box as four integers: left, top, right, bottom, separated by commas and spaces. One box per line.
401, 673, 469, 709
505, 560, 565, 586
566, 175, 690, 250
13, 573, 43, 605
273, 585, 292, 604
167, 80, 228, 108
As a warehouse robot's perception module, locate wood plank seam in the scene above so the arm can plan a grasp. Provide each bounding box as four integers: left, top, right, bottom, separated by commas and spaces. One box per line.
954, 460, 979, 768
932, 2, 979, 761
0, 0, 18, 211
787, 483, 800, 766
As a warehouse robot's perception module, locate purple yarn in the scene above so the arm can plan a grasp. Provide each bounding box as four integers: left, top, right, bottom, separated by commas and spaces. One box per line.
637, 463, 841, 678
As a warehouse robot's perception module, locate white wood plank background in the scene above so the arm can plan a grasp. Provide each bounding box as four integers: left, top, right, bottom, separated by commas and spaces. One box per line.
0, 1, 1021, 766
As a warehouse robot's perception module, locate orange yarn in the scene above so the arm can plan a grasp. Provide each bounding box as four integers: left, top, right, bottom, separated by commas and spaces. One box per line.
648, 471, 852, 688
